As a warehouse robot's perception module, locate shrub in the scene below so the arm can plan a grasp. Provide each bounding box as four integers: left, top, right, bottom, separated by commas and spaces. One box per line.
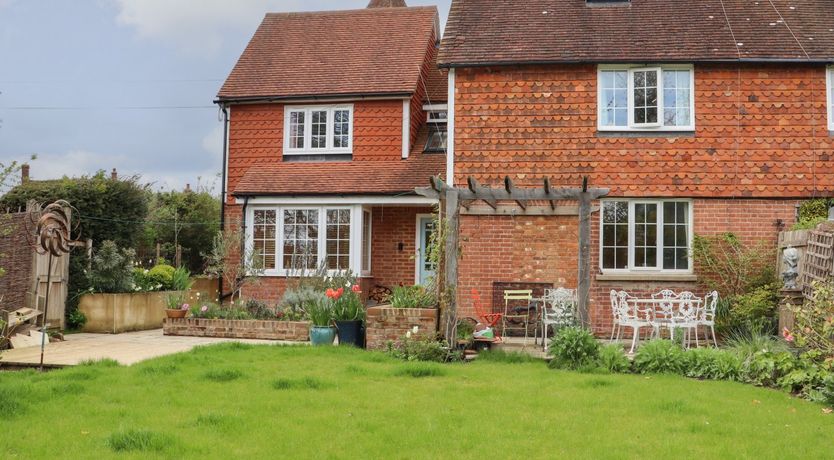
792, 198, 832, 230
547, 327, 600, 370
386, 334, 460, 363
389, 285, 436, 309
281, 286, 325, 311
719, 284, 780, 335
597, 344, 631, 373
787, 280, 834, 362
725, 329, 788, 363
632, 340, 685, 374
682, 347, 741, 381
147, 264, 176, 290
87, 241, 135, 293
132, 268, 158, 292
275, 304, 307, 322
739, 350, 796, 387
67, 309, 87, 330
244, 299, 276, 320
777, 351, 832, 397
823, 375, 834, 408
692, 233, 775, 298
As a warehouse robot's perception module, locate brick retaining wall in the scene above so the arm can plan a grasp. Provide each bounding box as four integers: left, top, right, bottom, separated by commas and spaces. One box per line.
365, 306, 438, 350
163, 318, 311, 342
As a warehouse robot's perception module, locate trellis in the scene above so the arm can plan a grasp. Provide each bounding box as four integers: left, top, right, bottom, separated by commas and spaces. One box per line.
416, 176, 609, 343
800, 224, 834, 299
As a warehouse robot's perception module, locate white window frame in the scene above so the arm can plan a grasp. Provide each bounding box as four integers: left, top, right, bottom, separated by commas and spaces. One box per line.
599, 199, 694, 274
283, 104, 354, 155
246, 204, 363, 276
361, 208, 373, 277
597, 64, 695, 132
827, 66, 834, 131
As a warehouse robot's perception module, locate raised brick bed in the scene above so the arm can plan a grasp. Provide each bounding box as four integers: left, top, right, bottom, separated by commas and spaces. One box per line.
163, 318, 310, 342
365, 306, 438, 350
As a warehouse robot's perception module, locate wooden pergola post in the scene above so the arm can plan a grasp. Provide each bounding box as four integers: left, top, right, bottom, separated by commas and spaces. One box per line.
417, 176, 608, 343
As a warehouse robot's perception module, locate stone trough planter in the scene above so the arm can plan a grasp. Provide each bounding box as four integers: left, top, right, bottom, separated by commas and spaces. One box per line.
364, 305, 438, 350
79, 291, 182, 333
163, 318, 311, 342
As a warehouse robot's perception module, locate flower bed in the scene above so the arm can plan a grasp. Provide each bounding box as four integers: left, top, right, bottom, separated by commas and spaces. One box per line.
365, 306, 438, 350
163, 318, 311, 342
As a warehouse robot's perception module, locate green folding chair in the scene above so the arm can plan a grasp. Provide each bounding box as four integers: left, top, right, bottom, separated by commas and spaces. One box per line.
501, 289, 534, 344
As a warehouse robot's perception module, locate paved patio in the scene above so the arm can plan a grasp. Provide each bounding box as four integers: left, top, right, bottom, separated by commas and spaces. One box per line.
0, 329, 303, 367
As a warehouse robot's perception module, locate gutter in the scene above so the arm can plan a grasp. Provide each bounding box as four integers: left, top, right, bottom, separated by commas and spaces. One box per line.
214, 91, 413, 105
437, 57, 834, 69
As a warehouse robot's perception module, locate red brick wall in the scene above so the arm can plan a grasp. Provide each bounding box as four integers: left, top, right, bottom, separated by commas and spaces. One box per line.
457, 214, 578, 320
370, 206, 434, 288
456, 198, 798, 334
452, 63, 834, 197
227, 99, 405, 204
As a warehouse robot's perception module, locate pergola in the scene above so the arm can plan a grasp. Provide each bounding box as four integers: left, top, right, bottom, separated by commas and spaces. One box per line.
416, 176, 609, 343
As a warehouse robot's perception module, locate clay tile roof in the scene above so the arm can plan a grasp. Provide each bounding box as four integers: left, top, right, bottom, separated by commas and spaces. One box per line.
439, 0, 834, 67
219, 6, 439, 101
423, 52, 448, 103
233, 154, 445, 196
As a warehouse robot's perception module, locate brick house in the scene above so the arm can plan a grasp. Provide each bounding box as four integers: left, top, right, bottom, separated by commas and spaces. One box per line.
439, 0, 834, 334
216, 1, 448, 302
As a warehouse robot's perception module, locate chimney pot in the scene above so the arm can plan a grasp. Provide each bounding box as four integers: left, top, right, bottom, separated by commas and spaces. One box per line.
21, 164, 30, 183
185, 183, 192, 193
111, 168, 118, 180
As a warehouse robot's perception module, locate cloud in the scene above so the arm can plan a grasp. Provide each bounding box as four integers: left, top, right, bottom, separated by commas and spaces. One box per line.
113, 0, 302, 56
201, 123, 224, 158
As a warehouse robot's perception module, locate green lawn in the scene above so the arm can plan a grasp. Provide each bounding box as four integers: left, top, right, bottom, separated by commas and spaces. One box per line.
1, 344, 832, 459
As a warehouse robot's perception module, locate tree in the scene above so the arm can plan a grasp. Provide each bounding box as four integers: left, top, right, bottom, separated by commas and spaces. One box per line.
140, 185, 220, 272
204, 228, 264, 303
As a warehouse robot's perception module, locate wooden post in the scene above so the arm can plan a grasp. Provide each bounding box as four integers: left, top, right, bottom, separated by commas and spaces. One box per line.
577, 187, 592, 328
443, 189, 460, 345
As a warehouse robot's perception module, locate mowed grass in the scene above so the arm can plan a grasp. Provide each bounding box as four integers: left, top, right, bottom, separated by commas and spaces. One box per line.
1, 344, 832, 459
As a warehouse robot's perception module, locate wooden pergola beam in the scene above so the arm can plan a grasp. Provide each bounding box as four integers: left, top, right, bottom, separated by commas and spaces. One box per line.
416, 175, 609, 341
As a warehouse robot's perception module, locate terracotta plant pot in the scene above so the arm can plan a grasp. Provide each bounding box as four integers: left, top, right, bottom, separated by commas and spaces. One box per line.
166, 309, 188, 319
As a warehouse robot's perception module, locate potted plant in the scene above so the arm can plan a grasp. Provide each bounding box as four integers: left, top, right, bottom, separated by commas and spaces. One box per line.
305, 298, 335, 346
165, 292, 189, 319
332, 284, 366, 347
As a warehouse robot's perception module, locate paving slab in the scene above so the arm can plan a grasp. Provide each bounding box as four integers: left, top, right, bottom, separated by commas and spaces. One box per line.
0, 329, 304, 367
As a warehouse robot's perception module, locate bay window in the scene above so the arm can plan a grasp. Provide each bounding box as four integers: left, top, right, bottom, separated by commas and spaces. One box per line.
283, 104, 353, 155
598, 65, 694, 131
247, 205, 367, 275
600, 200, 692, 273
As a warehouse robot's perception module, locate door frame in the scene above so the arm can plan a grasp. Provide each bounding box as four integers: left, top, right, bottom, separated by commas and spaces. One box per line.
414, 213, 435, 285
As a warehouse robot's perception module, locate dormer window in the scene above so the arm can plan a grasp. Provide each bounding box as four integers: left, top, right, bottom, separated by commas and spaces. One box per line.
284, 104, 353, 155
597, 65, 694, 132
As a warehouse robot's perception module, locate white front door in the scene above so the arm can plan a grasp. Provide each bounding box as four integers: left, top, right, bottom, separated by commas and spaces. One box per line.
416, 216, 436, 285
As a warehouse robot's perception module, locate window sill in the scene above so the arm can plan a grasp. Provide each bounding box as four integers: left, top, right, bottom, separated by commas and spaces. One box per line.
596, 131, 695, 138
596, 272, 698, 282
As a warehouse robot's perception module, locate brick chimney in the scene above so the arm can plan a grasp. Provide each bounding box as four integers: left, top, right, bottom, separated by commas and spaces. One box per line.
367, 0, 407, 7
21, 163, 29, 183
111, 168, 118, 180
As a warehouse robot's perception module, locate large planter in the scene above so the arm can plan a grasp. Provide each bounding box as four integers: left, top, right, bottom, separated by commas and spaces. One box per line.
164, 318, 311, 342
310, 326, 337, 346
166, 309, 188, 319
335, 320, 364, 347
364, 306, 438, 350
79, 291, 183, 333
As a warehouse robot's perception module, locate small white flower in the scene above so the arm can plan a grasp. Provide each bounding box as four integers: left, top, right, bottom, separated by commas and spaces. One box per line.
412, 326, 419, 334
406, 331, 412, 339
345, 281, 351, 287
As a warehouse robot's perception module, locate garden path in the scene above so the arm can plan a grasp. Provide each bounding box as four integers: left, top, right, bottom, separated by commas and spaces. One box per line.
0, 329, 300, 367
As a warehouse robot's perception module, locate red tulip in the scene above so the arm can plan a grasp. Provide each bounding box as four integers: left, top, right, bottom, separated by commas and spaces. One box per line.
351, 284, 361, 293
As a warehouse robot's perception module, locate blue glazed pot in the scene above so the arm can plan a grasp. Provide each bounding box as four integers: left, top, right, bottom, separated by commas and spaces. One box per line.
310, 326, 336, 346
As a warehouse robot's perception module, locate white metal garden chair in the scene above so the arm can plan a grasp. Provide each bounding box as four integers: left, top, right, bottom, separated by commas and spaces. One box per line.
610, 290, 652, 354
700, 291, 719, 347
650, 289, 677, 339
541, 288, 576, 352
670, 291, 702, 348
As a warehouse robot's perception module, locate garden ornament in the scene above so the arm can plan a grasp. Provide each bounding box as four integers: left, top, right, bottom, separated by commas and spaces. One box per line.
782, 247, 799, 290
